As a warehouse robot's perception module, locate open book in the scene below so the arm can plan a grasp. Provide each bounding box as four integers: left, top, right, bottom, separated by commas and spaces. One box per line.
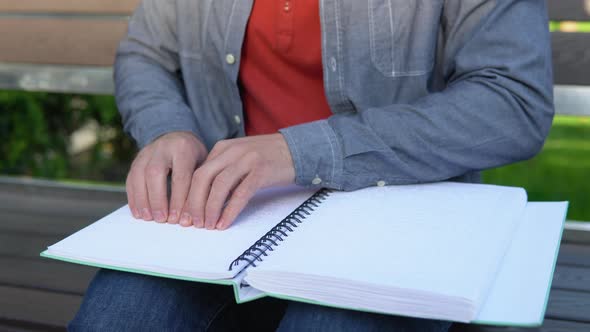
42, 182, 567, 325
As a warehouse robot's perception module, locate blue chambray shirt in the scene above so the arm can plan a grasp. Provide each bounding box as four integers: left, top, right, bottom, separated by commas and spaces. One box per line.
115, 0, 554, 191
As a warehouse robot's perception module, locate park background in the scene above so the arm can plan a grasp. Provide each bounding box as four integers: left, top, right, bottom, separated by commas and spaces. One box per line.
1, 19, 589, 222
0, 2, 589, 332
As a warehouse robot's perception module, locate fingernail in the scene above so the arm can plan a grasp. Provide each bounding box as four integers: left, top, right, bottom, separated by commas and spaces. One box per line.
132, 208, 141, 219
205, 220, 215, 230
180, 213, 192, 227
193, 216, 203, 228
141, 208, 152, 220
153, 210, 166, 223
168, 210, 179, 223
216, 219, 226, 230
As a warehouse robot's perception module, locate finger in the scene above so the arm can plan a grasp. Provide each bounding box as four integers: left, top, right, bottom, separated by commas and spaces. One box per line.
145, 157, 171, 223
168, 158, 196, 224
125, 175, 140, 219
182, 168, 208, 228
182, 148, 238, 228
205, 139, 232, 162
205, 165, 249, 230
216, 174, 259, 230
130, 155, 152, 221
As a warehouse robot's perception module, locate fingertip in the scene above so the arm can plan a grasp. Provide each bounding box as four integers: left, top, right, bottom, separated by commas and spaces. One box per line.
141, 208, 153, 221
192, 216, 204, 228
130, 207, 141, 219
153, 210, 167, 223
180, 213, 192, 227
168, 210, 179, 224
216, 221, 228, 230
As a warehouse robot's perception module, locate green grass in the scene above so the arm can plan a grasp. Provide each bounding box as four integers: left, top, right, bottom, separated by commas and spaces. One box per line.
550, 21, 590, 32
483, 116, 590, 222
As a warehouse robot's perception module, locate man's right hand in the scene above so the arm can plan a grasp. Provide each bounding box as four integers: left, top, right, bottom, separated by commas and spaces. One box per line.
126, 132, 207, 225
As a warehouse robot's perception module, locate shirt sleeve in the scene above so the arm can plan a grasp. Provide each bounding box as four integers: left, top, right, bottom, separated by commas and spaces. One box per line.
114, 0, 202, 148
280, 0, 554, 191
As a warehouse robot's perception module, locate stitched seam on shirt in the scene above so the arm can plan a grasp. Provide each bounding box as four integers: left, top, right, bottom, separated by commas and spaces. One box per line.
320, 0, 330, 98
223, 0, 239, 53
368, 0, 375, 62
387, 0, 394, 76
291, 133, 304, 184
334, 0, 346, 107
320, 122, 338, 188
367, 1, 433, 78
201, 0, 212, 51
282, 129, 304, 185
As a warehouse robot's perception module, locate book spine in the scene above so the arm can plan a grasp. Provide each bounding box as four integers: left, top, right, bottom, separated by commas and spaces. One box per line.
228, 188, 331, 272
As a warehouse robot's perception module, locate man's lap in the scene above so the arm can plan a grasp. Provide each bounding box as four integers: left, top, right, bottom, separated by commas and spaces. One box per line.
69, 269, 452, 332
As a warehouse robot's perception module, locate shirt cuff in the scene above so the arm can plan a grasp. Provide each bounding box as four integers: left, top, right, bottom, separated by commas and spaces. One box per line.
279, 120, 343, 190
125, 103, 202, 149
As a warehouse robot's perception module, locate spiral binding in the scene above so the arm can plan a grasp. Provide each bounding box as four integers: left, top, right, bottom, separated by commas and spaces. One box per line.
228, 188, 331, 272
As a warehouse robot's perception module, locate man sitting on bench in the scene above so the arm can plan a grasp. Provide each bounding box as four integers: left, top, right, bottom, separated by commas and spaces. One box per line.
69, 0, 554, 331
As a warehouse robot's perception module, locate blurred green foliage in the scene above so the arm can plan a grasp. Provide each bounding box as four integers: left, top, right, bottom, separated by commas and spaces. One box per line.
0, 91, 135, 182
0, 91, 588, 220
484, 116, 590, 221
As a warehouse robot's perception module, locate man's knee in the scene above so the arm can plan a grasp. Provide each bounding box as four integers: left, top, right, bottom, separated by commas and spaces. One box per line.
69, 269, 234, 331
277, 301, 453, 332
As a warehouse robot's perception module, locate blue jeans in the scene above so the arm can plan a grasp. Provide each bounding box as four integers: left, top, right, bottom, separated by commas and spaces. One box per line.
69, 269, 453, 332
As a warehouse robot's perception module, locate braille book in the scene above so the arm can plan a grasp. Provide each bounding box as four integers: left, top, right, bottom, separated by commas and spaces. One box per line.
42, 182, 567, 326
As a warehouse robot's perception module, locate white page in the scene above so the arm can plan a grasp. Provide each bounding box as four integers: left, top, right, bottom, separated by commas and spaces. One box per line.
246, 182, 527, 317
474, 202, 568, 325
46, 185, 316, 280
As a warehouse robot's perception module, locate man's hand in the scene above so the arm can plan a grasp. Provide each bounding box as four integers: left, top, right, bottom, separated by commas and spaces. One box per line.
126, 132, 208, 224
180, 133, 295, 230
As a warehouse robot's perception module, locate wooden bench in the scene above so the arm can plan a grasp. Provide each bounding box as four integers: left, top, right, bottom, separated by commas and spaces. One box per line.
0, 1, 589, 331
0, 0, 138, 94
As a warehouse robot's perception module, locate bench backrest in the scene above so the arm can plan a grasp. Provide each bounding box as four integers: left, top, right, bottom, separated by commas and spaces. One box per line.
0, 0, 589, 109
0, 0, 138, 94
548, 0, 590, 116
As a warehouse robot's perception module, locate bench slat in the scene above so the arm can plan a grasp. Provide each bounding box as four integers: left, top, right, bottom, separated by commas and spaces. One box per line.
547, 0, 590, 21
0, 321, 59, 332
0, 257, 95, 295
0, 18, 128, 66
551, 265, 590, 292
0, 63, 115, 95
0, 210, 102, 237
554, 85, 590, 117
0, 0, 139, 15
452, 318, 590, 332
2, 0, 589, 21
0, 232, 66, 259
546, 289, 590, 323
0, 184, 125, 220
557, 243, 590, 267
0, 286, 82, 329
552, 32, 590, 86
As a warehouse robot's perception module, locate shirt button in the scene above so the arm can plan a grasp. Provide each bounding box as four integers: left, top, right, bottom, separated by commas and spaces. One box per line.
330, 57, 337, 72
226, 54, 236, 65
234, 115, 241, 124
312, 177, 322, 185
377, 180, 386, 187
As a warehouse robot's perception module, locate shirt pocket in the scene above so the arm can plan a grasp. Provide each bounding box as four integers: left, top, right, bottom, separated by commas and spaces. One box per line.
368, 0, 442, 77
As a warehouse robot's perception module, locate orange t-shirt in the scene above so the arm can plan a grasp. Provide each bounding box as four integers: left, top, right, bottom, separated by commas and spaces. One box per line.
239, 0, 332, 136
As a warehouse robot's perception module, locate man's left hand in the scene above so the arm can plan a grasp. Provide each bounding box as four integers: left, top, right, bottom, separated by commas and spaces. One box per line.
180, 133, 295, 230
